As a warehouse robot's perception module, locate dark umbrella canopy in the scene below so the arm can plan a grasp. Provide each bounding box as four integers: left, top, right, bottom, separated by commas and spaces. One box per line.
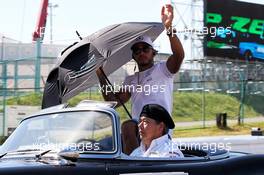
42, 22, 164, 109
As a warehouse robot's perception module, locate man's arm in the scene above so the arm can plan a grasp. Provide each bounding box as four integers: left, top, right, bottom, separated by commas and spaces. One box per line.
96, 68, 131, 108
166, 34, 185, 74
161, 4, 185, 74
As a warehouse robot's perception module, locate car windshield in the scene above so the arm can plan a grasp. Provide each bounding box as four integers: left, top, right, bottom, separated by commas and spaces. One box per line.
0, 111, 115, 155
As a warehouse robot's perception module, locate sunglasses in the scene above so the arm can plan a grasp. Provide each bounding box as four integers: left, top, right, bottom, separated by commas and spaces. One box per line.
132, 46, 152, 55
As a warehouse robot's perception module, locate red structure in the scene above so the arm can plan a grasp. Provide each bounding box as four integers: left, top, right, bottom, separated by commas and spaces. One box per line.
32, 0, 49, 41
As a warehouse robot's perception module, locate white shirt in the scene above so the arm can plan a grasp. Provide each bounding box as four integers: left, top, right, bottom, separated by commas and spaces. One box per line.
130, 134, 184, 158
123, 61, 174, 121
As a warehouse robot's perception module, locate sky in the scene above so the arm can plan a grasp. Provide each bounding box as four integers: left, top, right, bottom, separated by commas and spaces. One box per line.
0, 0, 263, 54
0, 0, 164, 43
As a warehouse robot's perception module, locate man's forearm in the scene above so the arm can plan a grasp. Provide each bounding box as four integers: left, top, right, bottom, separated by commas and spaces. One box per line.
97, 73, 117, 101
162, 4, 185, 74
165, 28, 185, 74
169, 33, 184, 62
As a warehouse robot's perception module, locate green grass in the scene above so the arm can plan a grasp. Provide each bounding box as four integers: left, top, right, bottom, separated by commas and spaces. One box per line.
173, 92, 260, 122
6, 93, 43, 106
173, 122, 264, 138
0, 136, 7, 145
231, 93, 264, 115
3, 91, 262, 123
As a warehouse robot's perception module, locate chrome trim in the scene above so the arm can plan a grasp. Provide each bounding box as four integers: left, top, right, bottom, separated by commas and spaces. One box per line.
119, 155, 206, 162
19, 107, 122, 159
76, 100, 117, 108
208, 151, 230, 160
79, 108, 122, 159
21, 106, 116, 122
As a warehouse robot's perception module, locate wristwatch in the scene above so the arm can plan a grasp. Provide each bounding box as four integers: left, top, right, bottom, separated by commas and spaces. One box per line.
166, 27, 177, 37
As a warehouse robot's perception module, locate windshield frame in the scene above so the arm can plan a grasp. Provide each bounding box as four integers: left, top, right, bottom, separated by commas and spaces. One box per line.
1, 107, 121, 158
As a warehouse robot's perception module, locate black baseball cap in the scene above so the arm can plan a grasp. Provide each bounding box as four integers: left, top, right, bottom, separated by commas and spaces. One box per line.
140, 104, 175, 129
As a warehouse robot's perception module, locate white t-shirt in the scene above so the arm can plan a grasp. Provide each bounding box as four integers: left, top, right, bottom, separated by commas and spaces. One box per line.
123, 61, 174, 121
130, 134, 184, 158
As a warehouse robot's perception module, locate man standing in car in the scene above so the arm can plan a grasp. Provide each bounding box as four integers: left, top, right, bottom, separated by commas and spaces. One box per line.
96, 4, 184, 154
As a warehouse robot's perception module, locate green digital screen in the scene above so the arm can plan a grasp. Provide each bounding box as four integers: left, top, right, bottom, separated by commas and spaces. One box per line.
205, 0, 264, 61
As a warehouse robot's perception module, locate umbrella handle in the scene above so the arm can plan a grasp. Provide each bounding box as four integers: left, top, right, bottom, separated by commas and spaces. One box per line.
99, 67, 133, 119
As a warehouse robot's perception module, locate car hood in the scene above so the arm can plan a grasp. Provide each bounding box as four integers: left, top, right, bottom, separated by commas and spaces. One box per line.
0, 156, 107, 175
0, 156, 72, 168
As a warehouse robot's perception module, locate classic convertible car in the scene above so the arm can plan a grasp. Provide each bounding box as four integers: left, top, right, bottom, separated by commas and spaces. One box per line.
0, 100, 263, 175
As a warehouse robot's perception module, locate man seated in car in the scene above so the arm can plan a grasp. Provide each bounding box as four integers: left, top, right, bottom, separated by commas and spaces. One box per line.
130, 104, 184, 158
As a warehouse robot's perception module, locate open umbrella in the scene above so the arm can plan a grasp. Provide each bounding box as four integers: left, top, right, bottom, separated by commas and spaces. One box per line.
42, 22, 164, 109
